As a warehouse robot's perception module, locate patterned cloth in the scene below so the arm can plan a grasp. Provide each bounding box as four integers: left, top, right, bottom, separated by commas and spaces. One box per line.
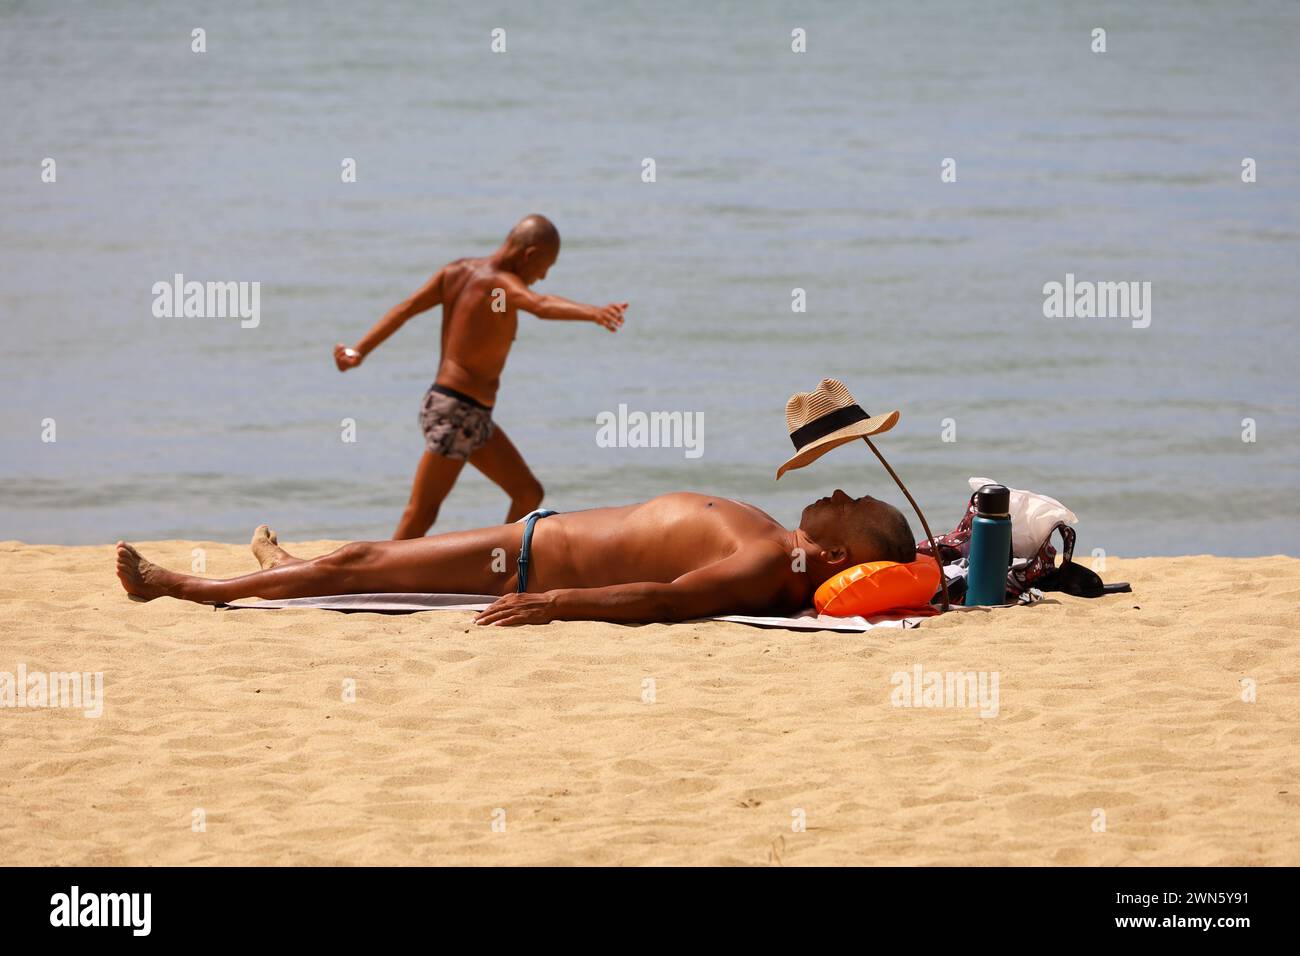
419, 385, 494, 460
917, 491, 1079, 600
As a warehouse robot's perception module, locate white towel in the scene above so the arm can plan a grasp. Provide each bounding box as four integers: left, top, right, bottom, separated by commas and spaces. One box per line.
220, 593, 934, 632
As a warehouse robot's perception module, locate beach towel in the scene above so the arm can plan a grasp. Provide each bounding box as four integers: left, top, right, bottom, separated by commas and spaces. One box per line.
218, 593, 935, 632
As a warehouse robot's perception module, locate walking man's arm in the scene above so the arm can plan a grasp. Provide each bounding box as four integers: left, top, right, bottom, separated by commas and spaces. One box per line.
495, 271, 627, 331
335, 268, 446, 370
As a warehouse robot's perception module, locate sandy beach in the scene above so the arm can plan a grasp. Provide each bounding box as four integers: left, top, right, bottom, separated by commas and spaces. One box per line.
1, 539, 1295, 866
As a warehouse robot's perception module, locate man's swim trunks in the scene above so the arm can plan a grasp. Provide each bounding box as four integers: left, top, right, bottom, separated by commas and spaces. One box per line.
419, 384, 494, 461
516, 509, 558, 593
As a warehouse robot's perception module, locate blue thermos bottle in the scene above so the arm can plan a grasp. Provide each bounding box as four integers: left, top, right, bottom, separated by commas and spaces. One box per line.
965, 484, 1013, 606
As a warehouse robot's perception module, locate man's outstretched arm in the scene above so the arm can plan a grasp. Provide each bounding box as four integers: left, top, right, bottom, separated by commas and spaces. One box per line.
496, 272, 626, 332
474, 546, 790, 626
334, 268, 445, 370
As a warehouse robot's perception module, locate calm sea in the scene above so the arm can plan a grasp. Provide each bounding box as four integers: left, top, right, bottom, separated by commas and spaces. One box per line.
2, 1, 1298, 556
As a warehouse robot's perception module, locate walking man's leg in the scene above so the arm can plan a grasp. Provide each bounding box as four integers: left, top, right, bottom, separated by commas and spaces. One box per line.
394, 449, 465, 539
469, 426, 545, 523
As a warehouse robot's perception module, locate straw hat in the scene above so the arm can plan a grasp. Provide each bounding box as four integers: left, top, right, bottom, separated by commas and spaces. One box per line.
776, 378, 899, 479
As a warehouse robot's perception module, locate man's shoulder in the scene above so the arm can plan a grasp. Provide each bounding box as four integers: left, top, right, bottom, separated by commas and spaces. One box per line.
739, 540, 808, 610
742, 537, 795, 568
441, 257, 484, 281
482, 264, 526, 287
442, 259, 510, 304
705, 539, 804, 614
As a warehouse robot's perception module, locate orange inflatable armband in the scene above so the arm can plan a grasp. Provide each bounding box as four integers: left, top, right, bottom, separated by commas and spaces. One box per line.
814, 555, 941, 617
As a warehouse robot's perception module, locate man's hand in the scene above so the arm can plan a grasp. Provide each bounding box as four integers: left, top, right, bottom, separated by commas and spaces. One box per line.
474, 591, 557, 626
333, 343, 363, 372
593, 302, 627, 332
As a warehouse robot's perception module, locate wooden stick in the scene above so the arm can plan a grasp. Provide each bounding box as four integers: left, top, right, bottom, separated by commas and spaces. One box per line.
862, 437, 951, 612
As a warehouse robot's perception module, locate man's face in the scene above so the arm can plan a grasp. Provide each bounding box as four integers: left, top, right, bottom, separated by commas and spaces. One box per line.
521, 245, 559, 285
800, 489, 887, 558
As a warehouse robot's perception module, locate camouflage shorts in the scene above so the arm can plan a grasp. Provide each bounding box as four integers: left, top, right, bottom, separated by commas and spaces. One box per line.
419, 385, 495, 461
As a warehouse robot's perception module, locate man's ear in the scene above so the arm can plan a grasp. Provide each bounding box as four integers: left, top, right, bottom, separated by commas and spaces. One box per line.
820, 544, 850, 568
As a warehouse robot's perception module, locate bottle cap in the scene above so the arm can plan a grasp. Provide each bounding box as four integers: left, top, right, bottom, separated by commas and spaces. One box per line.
975, 484, 1010, 517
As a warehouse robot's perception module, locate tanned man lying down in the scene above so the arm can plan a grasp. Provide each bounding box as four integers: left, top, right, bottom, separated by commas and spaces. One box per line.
114, 491, 916, 626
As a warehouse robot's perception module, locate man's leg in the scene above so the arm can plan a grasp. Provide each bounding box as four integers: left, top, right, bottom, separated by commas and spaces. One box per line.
394, 449, 466, 540
251, 524, 303, 569
116, 523, 519, 605
469, 426, 545, 523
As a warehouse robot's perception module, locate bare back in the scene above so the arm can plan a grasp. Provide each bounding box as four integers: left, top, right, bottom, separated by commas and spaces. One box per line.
435, 257, 521, 406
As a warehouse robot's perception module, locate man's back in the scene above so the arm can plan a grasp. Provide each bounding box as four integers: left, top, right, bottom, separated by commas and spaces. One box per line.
435, 257, 519, 406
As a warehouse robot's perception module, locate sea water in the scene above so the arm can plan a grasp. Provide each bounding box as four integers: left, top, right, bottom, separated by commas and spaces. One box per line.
1, 1, 1297, 555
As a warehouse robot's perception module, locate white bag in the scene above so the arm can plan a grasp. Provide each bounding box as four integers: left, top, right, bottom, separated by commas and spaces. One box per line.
968, 477, 1078, 559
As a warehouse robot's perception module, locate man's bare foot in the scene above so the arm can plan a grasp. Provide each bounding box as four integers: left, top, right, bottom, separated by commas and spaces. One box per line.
251, 524, 297, 569
115, 542, 177, 601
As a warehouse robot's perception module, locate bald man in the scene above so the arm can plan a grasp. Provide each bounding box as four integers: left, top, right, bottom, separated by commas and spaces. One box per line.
115, 490, 920, 626
335, 215, 628, 538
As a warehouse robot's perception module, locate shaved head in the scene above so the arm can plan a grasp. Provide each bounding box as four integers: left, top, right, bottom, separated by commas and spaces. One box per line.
506, 214, 560, 253
800, 490, 917, 567
854, 499, 916, 564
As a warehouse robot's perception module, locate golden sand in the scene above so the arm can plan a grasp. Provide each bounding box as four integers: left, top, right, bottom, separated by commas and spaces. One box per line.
1, 539, 1296, 866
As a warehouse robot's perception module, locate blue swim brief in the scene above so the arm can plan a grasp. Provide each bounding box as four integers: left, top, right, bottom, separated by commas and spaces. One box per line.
516, 509, 558, 593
